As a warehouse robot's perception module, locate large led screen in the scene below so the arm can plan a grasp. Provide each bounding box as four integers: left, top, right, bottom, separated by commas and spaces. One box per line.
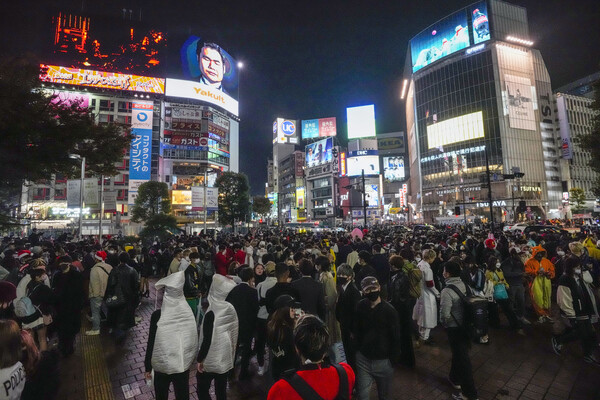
427, 111, 484, 149
383, 157, 405, 182
346, 155, 380, 177
503, 75, 536, 131
411, 11, 470, 72
305, 137, 333, 168
180, 37, 239, 101
470, 2, 491, 45
347, 105, 376, 139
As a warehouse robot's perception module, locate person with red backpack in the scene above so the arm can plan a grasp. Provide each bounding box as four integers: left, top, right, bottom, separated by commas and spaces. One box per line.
268, 314, 354, 400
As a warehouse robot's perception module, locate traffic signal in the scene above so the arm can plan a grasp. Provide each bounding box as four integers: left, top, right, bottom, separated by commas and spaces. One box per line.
454, 206, 461, 216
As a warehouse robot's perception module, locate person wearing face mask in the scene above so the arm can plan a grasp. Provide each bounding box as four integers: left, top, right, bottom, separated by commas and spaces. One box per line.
183, 252, 203, 318
412, 249, 440, 345
335, 264, 362, 371
177, 249, 191, 273
501, 247, 530, 325
485, 257, 523, 334
353, 276, 400, 400
525, 246, 555, 323
552, 256, 600, 366
51, 255, 85, 356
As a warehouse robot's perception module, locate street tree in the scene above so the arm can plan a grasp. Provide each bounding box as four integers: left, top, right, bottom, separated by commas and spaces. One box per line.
569, 187, 587, 212
0, 57, 133, 228
215, 172, 251, 226
252, 196, 271, 221
130, 181, 172, 223
576, 78, 600, 196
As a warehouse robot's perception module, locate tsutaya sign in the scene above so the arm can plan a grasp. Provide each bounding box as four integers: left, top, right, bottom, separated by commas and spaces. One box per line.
476, 200, 507, 208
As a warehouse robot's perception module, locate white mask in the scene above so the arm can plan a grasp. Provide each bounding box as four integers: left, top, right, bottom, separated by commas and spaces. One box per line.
496, 263, 501, 269
557, 251, 565, 257
192, 259, 200, 264
574, 268, 582, 275
415, 257, 422, 262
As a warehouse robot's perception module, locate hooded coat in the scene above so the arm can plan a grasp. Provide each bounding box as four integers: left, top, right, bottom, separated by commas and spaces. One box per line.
525, 246, 555, 316
199, 275, 238, 374
151, 272, 198, 374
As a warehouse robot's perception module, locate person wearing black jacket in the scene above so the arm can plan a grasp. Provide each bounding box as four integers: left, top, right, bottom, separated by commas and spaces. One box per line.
52, 255, 84, 356
501, 247, 529, 325
335, 263, 362, 371
354, 276, 401, 400
371, 244, 391, 297
388, 255, 415, 368
184, 252, 203, 317
355, 251, 377, 285
265, 263, 301, 315
291, 259, 326, 320
105, 252, 140, 342
336, 239, 353, 267
225, 267, 259, 380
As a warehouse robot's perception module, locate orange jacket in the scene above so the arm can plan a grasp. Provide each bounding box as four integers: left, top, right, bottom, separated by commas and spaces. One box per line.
525, 245, 555, 279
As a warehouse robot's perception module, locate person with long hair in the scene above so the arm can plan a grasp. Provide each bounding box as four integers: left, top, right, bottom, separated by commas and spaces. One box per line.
485, 256, 523, 333
20, 330, 59, 400
267, 295, 301, 380
0, 319, 25, 400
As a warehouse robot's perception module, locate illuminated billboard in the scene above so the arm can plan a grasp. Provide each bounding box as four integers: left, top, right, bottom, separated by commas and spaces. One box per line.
383, 157, 405, 182
273, 118, 299, 144
347, 105, 376, 139
411, 10, 470, 72
305, 137, 333, 168
180, 37, 239, 101
503, 75, 536, 131
427, 111, 484, 149
470, 2, 491, 45
296, 187, 306, 209
128, 101, 154, 204
301, 117, 337, 139
40, 64, 165, 93
346, 153, 380, 177
165, 78, 238, 117
365, 184, 379, 207
172, 190, 192, 205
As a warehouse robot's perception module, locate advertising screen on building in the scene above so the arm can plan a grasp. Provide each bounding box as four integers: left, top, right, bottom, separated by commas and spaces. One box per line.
273, 118, 299, 144
128, 101, 154, 204
180, 37, 239, 101
305, 137, 333, 168
427, 111, 484, 149
410, 10, 470, 72
301, 117, 337, 139
347, 105, 376, 139
346, 155, 380, 177
383, 157, 405, 181
470, 2, 491, 45
296, 187, 305, 209
40, 64, 165, 93
165, 78, 238, 117
365, 184, 379, 207
172, 190, 192, 205
503, 74, 536, 131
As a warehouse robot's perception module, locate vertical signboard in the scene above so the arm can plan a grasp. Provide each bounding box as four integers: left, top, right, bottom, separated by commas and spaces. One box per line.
504, 74, 536, 131
128, 101, 154, 204
83, 178, 99, 208
556, 96, 573, 159
67, 180, 81, 208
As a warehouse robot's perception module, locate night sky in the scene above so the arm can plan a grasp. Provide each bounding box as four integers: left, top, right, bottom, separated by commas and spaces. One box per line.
2, 0, 599, 195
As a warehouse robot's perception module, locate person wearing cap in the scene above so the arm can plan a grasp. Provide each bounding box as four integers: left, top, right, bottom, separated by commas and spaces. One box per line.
16, 258, 50, 300
268, 314, 355, 400
354, 276, 400, 400
265, 263, 301, 315
52, 255, 85, 356
86, 251, 113, 336
255, 261, 277, 376
267, 294, 302, 380
501, 247, 530, 325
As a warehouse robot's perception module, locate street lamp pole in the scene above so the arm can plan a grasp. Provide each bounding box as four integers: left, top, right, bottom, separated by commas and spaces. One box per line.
99, 175, 104, 244
203, 169, 208, 234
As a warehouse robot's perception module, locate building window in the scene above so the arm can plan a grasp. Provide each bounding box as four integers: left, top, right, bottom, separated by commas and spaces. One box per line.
99, 99, 114, 112
118, 101, 132, 113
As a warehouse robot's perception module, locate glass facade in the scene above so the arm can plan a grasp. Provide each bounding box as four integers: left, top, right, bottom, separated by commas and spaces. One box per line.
415, 50, 501, 193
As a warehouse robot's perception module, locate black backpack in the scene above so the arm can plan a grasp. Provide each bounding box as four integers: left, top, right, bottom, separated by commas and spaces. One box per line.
389, 269, 411, 305
447, 284, 488, 339
283, 364, 349, 400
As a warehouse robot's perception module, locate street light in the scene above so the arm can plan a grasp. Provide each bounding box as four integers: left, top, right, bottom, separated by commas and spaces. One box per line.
69, 154, 85, 241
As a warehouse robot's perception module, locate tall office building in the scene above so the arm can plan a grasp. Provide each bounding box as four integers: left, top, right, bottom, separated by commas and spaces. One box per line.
404, 0, 561, 223
555, 72, 600, 215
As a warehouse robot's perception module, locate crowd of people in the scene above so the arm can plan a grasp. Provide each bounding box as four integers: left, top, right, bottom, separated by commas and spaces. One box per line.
1, 223, 600, 400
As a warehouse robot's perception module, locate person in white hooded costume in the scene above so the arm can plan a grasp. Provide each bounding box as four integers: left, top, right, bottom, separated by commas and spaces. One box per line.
144, 272, 198, 400
196, 274, 238, 400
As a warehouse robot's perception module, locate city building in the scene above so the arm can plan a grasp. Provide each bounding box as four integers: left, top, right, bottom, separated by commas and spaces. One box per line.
378, 131, 409, 221
555, 72, 600, 216
404, 0, 561, 223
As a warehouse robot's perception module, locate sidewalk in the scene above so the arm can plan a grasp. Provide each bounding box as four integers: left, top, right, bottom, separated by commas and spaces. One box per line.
61, 279, 600, 400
